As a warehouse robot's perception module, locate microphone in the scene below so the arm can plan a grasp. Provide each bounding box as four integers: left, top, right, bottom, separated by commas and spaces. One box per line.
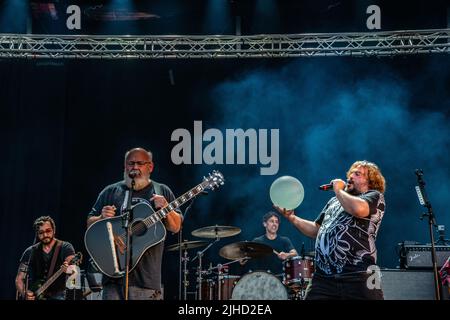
128, 170, 139, 179
318, 183, 333, 191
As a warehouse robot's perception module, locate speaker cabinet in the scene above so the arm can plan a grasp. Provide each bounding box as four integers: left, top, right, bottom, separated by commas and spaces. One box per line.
381, 269, 438, 300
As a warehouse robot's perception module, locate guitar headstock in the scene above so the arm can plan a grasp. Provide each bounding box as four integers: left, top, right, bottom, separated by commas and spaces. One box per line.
70, 252, 83, 266
203, 170, 225, 191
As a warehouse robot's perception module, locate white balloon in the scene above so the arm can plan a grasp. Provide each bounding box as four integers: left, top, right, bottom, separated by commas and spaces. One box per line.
270, 176, 304, 210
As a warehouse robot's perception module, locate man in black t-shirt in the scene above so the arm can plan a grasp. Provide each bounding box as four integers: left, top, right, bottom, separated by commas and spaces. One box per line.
244, 211, 297, 276
86, 147, 182, 300
15, 216, 75, 300
274, 160, 386, 300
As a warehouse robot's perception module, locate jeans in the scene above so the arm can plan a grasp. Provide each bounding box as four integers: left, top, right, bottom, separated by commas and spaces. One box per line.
305, 272, 384, 300
102, 283, 163, 300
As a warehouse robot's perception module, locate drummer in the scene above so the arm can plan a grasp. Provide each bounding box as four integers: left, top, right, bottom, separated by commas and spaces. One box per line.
244, 211, 298, 276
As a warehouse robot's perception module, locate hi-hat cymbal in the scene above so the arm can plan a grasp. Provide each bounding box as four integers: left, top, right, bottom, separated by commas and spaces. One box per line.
165, 240, 208, 252
191, 225, 241, 239
219, 241, 273, 260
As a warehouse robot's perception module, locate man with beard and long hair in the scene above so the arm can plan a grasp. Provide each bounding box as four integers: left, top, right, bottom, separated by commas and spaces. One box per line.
274, 160, 386, 300
87, 147, 182, 300
15, 216, 75, 300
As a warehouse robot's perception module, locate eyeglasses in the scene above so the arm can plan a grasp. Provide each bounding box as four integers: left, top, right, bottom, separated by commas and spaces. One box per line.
38, 228, 53, 236
126, 161, 151, 166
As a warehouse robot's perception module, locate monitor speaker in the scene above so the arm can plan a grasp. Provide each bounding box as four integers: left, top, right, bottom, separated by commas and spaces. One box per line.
381, 269, 436, 300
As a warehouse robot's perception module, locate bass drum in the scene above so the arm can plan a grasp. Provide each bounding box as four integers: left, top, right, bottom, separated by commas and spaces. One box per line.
231, 271, 288, 300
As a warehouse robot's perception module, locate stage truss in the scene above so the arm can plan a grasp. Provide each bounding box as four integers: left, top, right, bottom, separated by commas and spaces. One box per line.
0, 29, 449, 59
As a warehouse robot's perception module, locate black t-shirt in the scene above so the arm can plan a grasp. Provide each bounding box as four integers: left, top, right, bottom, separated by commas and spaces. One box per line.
88, 180, 181, 290
19, 241, 75, 297
314, 190, 385, 275
244, 235, 295, 276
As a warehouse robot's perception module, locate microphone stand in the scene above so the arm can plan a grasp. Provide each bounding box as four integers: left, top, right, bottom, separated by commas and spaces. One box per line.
123, 179, 135, 300
415, 169, 442, 300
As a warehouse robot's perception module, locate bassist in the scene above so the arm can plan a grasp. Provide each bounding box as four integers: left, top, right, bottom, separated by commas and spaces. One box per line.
15, 216, 75, 300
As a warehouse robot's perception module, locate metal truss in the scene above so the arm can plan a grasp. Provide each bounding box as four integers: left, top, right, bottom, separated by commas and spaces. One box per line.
0, 29, 449, 59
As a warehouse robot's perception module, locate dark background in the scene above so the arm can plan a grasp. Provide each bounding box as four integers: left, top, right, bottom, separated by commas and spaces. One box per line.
1, 0, 449, 300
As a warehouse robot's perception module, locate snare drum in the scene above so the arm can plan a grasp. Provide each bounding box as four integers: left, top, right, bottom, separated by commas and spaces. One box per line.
231, 271, 288, 300
283, 256, 314, 287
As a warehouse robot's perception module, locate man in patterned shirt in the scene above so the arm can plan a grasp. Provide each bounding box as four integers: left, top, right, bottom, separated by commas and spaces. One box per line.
275, 160, 386, 299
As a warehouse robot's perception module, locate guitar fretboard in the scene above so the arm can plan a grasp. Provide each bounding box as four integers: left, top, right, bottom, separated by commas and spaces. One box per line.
35, 267, 65, 297
142, 181, 208, 227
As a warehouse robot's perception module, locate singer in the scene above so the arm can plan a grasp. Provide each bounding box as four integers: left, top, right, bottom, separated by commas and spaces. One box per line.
274, 160, 386, 300
86, 147, 182, 300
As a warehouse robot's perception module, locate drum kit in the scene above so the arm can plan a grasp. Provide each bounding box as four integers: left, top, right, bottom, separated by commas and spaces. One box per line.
166, 175, 312, 300
166, 224, 315, 300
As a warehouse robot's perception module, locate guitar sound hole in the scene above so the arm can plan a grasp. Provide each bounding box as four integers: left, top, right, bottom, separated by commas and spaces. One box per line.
131, 221, 148, 237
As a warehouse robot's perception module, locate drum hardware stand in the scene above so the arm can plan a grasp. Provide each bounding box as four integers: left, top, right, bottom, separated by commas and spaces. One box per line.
211, 258, 247, 300
415, 169, 443, 300
177, 191, 208, 300
192, 236, 220, 300
181, 247, 190, 300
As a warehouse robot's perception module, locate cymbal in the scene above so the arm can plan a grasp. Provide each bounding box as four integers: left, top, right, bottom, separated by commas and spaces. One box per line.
165, 240, 208, 252
219, 241, 273, 260
191, 225, 241, 239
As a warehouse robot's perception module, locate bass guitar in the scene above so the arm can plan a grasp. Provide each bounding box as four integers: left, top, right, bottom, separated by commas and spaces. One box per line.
30, 252, 83, 300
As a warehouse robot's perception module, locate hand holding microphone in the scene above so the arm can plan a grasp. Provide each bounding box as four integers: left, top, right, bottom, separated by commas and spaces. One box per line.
319, 179, 346, 192
318, 183, 334, 191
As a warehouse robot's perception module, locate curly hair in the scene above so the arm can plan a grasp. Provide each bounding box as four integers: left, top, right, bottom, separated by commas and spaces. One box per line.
33, 216, 56, 234
346, 160, 386, 193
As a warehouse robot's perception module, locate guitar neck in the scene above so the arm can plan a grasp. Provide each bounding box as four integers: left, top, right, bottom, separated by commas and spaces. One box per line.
143, 181, 208, 225
35, 267, 65, 297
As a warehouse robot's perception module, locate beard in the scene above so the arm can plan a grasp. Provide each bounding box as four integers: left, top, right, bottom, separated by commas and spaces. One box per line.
345, 182, 362, 195
123, 170, 150, 190
41, 236, 53, 245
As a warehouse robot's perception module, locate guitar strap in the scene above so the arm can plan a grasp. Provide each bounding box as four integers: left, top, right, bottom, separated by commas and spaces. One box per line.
47, 240, 62, 279
152, 180, 162, 197
121, 181, 162, 211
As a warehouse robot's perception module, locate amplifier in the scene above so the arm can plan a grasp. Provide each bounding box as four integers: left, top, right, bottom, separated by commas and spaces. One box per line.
399, 243, 450, 269
381, 269, 435, 300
